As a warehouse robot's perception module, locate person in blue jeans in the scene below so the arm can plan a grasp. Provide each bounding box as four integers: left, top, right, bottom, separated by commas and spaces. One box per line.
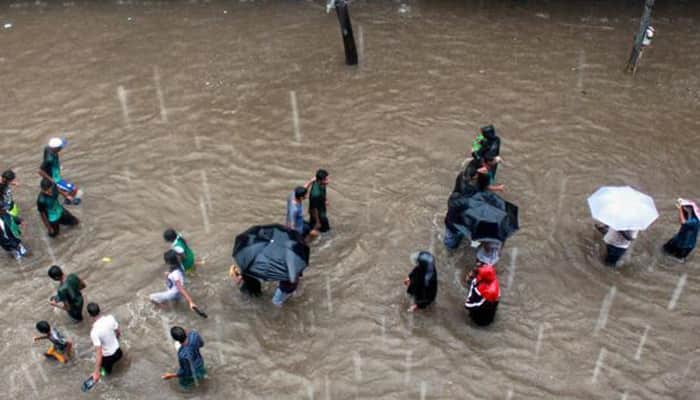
162, 326, 207, 388
272, 280, 299, 307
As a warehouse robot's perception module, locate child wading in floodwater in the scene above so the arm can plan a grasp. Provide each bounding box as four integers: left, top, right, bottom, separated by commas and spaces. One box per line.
34, 320, 72, 363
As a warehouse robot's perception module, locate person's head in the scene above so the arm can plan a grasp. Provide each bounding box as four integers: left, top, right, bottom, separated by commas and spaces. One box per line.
1, 169, 15, 184
170, 326, 187, 343
294, 186, 307, 200
87, 302, 100, 318
480, 125, 496, 140
48, 137, 65, 153
48, 265, 64, 281
40, 178, 53, 193
315, 169, 330, 186
164, 249, 180, 270
163, 229, 177, 243
87, 302, 101, 318
35, 320, 51, 334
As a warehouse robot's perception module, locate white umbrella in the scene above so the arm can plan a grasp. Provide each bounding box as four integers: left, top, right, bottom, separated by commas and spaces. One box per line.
587, 186, 659, 231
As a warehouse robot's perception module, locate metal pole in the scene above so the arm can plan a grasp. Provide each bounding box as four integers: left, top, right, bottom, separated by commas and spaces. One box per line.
625, 0, 655, 74
334, 0, 358, 66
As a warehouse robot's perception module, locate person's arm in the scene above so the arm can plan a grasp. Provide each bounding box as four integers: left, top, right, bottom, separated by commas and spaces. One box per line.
161, 372, 178, 380
303, 178, 315, 190
79, 279, 87, 290
38, 209, 54, 235
175, 280, 196, 310
92, 346, 103, 382
487, 184, 505, 192
38, 168, 54, 183
33, 335, 49, 342
678, 205, 687, 225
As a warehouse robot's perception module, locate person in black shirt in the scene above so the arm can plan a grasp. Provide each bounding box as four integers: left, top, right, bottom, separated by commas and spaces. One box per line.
307, 169, 331, 233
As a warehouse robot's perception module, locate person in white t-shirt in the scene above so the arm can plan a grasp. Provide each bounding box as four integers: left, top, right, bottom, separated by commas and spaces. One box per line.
87, 303, 122, 382
149, 250, 198, 310
599, 225, 639, 266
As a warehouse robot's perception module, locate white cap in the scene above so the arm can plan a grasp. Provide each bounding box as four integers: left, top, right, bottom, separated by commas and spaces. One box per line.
48, 137, 66, 149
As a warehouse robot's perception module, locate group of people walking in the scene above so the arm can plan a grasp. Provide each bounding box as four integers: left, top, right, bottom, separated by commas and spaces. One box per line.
4, 129, 697, 393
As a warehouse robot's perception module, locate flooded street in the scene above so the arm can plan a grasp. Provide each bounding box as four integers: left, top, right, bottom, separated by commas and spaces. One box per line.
1, 1, 699, 399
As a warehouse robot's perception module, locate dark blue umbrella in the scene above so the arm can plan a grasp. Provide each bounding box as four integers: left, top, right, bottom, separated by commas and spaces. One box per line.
447, 191, 519, 243
233, 224, 310, 282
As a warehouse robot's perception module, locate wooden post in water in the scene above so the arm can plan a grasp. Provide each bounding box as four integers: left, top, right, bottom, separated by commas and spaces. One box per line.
334, 0, 358, 66
625, 0, 655, 74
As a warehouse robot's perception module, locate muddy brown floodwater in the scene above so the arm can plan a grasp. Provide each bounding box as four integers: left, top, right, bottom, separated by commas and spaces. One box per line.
1, 1, 699, 399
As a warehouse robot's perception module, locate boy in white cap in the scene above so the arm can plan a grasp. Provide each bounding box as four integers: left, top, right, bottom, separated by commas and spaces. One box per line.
38, 137, 82, 205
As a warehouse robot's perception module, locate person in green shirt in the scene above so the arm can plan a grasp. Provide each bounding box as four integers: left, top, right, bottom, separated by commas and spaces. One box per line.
38, 137, 82, 205
37, 179, 79, 237
306, 169, 331, 233
163, 229, 197, 273
48, 265, 86, 322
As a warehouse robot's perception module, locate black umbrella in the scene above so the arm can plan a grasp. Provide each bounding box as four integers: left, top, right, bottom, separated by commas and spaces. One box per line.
233, 224, 310, 282
448, 191, 519, 243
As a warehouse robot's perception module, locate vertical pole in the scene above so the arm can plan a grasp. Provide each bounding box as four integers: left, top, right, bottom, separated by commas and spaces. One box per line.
625, 0, 655, 74
334, 0, 358, 66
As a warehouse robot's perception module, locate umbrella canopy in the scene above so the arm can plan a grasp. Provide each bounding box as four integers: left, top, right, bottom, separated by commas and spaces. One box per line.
233, 224, 310, 282
447, 191, 519, 243
587, 186, 658, 231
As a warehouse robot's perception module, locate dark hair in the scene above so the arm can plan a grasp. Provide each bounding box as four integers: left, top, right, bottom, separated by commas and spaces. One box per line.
48, 265, 63, 281
294, 186, 307, 199
315, 169, 329, 181
1, 170, 15, 182
36, 320, 50, 334
163, 229, 177, 242
164, 249, 180, 270
683, 205, 696, 219
87, 302, 100, 317
481, 124, 496, 139
170, 326, 187, 343
40, 178, 53, 191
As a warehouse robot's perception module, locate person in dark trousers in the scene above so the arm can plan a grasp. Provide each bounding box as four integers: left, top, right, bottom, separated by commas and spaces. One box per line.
38, 137, 81, 204
34, 320, 72, 363
88, 303, 122, 382
663, 199, 699, 261
306, 169, 331, 233
464, 264, 500, 326
404, 251, 438, 312
0, 207, 27, 260
272, 279, 299, 307
597, 224, 638, 267
1, 169, 21, 220
48, 265, 86, 322
37, 178, 79, 237
162, 326, 207, 388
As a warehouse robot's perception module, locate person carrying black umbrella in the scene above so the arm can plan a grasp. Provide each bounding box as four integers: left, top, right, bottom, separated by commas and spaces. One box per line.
404, 251, 438, 312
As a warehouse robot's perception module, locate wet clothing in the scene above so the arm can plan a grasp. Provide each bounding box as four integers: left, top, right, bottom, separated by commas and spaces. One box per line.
272, 280, 298, 306
56, 273, 84, 322
240, 274, 262, 297
603, 229, 637, 266
172, 236, 195, 272
150, 268, 185, 303
0, 212, 22, 253
44, 327, 70, 363
101, 348, 123, 374
406, 252, 438, 309
308, 181, 330, 232
41, 147, 62, 182
90, 314, 120, 360
0, 183, 19, 218
664, 216, 699, 259
176, 330, 206, 388
37, 185, 64, 223
286, 192, 306, 235
465, 265, 500, 326
476, 242, 502, 265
